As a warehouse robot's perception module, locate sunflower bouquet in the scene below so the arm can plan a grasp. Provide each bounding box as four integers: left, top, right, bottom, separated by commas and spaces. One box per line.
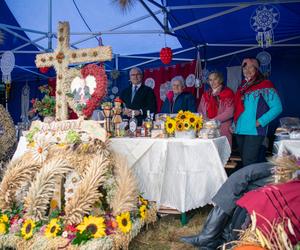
165, 110, 203, 136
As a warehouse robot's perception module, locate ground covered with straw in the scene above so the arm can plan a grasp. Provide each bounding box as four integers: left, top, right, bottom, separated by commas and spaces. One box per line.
130, 205, 212, 250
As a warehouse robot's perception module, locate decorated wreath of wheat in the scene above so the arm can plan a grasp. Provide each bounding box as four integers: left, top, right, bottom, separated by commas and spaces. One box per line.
0, 104, 16, 163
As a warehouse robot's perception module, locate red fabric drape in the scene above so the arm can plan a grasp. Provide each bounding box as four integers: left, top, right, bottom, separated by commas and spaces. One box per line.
143, 60, 203, 112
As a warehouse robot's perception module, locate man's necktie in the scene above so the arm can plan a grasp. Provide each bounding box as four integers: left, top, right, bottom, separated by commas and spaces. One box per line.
131, 86, 138, 103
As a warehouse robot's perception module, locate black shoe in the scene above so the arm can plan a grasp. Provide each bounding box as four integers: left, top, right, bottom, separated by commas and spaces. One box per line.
180, 206, 229, 247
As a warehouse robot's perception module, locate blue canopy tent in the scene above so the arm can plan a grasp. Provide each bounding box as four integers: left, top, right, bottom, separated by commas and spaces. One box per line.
1, 0, 300, 127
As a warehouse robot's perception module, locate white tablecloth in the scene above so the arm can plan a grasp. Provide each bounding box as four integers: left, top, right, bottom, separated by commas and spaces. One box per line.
109, 136, 230, 212
274, 140, 300, 157
13, 136, 231, 212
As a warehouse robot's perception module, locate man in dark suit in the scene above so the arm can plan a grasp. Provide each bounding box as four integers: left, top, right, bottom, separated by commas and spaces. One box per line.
120, 67, 156, 125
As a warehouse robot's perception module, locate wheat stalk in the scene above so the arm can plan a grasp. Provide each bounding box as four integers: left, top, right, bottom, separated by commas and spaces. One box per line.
110, 155, 138, 216
64, 154, 110, 225
24, 158, 72, 221
0, 155, 40, 211
111, 0, 137, 10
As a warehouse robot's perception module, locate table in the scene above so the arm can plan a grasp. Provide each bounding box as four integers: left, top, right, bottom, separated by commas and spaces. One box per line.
274, 139, 300, 157
109, 136, 230, 213
13, 136, 230, 213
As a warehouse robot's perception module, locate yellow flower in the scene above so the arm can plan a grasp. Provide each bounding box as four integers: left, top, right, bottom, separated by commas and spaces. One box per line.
77, 216, 106, 238
21, 219, 35, 240
45, 218, 61, 238
176, 121, 184, 131
188, 114, 197, 127
27, 142, 35, 148
0, 223, 7, 235
176, 110, 187, 121
195, 117, 203, 131
139, 196, 148, 206
0, 214, 9, 223
139, 205, 147, 220
116, 212, 132, 234
183, 121, 191, 130
50, 199, 58, 210
165, 118, 176, 134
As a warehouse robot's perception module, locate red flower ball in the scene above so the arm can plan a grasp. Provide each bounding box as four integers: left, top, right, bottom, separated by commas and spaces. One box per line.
160, 47, 173, 64
39, 67, 50, 74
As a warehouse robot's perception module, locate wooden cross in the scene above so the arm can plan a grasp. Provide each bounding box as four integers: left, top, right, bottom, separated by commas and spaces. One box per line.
35, 21, 112, 121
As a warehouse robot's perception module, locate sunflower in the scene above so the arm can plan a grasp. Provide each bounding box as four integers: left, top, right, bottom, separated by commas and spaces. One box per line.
139, 205, 147, 220
195, 118, 203, 131
45, 218, 61, 238
21, 219, 35, 240
0, 222, 7, 234
176, 110, 187, 121
77, 216, 106, 238
116, 212, 132, 234
188, 114, 197, 127
176, 121, 184, 131
139, 196, 148, 206
0, 214, 9, 223
165, 118, 176, 134
183, 120, 191, 130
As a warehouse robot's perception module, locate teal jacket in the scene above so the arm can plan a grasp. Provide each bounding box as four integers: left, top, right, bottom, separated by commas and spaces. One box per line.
235, 88, 282, 135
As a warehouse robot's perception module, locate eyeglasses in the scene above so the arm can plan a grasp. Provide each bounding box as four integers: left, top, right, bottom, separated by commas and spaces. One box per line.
130, 73, 142, 77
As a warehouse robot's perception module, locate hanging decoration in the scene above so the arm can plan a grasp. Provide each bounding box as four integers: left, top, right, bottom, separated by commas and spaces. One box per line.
145, 77, 155, 89
39, 67, 50, 74
160, 47, 173, 64
159, 80, 172, 101
256, 51, 272, 76
0, 51, 14, 83
111, 86, 119, 94
185, 74, 195, 88
194, 51, 203, 99
20, 82, 30, 129
0, 51, 14, 109
250, 5, 280, 48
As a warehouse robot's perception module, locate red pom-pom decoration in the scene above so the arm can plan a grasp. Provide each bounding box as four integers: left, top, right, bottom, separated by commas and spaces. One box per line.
39, 67, 49, 74
160, 47, 173, 64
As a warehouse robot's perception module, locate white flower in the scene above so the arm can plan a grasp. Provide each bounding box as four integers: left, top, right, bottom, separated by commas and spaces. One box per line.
62, 231, 68, 238
30, 137, 50, 164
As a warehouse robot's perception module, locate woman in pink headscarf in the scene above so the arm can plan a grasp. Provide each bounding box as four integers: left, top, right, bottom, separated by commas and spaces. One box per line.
233, 58, 282, 167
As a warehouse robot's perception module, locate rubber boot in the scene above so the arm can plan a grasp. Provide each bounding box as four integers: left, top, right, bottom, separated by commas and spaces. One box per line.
180, 206, 229, 247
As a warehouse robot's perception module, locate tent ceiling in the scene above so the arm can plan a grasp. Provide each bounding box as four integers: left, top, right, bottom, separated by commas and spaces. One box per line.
1, 0, 300, 79
3, 0, 181, 55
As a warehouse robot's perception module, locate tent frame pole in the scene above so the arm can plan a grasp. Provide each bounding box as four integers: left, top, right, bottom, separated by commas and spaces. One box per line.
48, 0, 53, 51
172, 5, 249, 31
168, 0, 300, 10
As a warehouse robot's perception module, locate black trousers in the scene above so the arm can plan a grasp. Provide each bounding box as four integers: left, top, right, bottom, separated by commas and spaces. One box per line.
235, 134, 265, 167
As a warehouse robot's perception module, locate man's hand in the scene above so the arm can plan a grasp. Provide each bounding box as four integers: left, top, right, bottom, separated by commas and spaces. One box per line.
134, 110, 141, 116
123, 108, 132, 117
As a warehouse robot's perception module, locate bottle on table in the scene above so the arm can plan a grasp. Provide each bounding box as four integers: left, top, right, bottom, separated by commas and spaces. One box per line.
144, 110, 153, 137
129, 110, 137, 137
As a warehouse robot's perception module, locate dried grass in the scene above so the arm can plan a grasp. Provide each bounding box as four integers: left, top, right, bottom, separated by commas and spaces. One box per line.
130, 206, 211, 250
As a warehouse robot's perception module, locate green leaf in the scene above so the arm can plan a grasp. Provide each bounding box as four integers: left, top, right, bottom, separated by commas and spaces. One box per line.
66, 92, 74, 98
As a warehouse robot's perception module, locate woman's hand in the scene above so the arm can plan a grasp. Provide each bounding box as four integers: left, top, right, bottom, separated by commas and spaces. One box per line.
256, 120, 261, 127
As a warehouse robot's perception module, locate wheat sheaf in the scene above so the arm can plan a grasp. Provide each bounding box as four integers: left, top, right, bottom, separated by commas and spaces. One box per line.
0, 154, 40, 211
24, 158, 72, 221
110, 155, 138, 216
64, 154, 110, 225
